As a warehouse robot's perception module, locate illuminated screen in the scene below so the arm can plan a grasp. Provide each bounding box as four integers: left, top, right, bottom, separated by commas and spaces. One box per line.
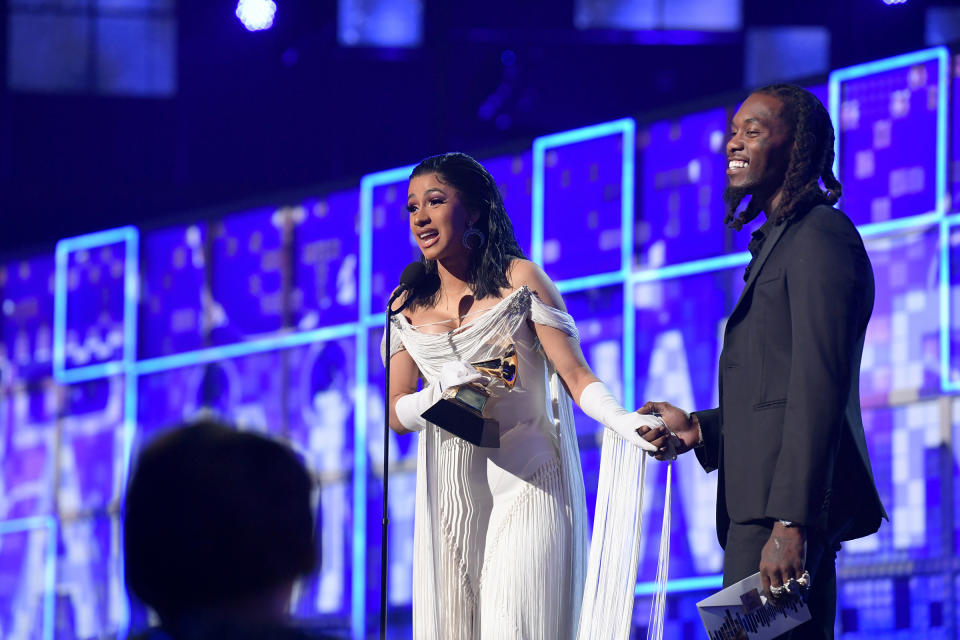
0, 46, 953, 639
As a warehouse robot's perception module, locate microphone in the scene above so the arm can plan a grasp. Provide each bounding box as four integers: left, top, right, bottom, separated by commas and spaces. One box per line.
380, 259, 426, 639
387, 261, 426, 315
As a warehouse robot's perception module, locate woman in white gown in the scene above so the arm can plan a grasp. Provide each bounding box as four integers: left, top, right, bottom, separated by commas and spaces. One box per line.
385, 152, 665, 639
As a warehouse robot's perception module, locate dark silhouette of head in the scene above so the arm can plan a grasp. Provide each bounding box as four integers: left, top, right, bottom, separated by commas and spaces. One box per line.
124, 418, 316, 630
724, 84, 842, 231
406, 152, 526, 310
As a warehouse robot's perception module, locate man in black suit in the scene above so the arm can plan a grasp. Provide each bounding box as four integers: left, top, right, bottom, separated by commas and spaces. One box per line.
641, 84, 887, 639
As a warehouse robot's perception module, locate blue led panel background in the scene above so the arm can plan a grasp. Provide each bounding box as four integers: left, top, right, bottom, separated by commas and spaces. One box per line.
367, 177, 421, 317
1, 256, 56, 383
62, 244, 127, 371
637, 108, 729, 267
835, 59, 940, 225
1, 45, 957, 639
862, 227, 941, 405
209, 208, 289, 343
138, 225, 207, 359
541, 134, 626, 280
953, 54, 960, 214
482, 151, 533, 257
632, 268, 744, 581
363, 326, 417, 625
0, 520, 56, 640
0, 382, 58, 522
291, 190, 362, 331
285, 338, 357, 621
565, 285, 625, 531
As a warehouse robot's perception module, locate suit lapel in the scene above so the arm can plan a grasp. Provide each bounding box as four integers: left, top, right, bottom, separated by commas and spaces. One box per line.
727, 220, 789, 324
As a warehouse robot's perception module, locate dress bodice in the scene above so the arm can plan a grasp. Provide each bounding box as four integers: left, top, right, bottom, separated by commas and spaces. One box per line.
386, 286, 579, 443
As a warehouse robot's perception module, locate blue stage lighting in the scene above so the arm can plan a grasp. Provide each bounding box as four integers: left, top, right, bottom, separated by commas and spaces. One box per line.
882, 0, 907, 5
236, 0, 276, 31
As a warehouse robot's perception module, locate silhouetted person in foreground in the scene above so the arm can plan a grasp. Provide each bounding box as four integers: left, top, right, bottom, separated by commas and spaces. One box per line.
124, 418, 321, 639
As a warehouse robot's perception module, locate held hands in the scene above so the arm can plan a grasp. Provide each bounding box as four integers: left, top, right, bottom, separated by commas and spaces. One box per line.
606, 412, 665, 453
636, 401, 700, 461
578, 382, 662, 452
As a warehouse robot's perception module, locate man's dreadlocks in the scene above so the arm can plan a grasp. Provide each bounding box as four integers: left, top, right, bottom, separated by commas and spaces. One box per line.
724, 84, 843, 231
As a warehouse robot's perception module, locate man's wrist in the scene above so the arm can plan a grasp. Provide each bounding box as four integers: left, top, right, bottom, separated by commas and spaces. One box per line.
690, 412, 704, 449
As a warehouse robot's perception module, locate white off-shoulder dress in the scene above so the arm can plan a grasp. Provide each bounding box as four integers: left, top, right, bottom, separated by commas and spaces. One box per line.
384, 286, 657, 640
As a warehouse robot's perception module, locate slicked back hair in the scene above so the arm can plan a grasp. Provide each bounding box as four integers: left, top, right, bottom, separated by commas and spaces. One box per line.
725, 84, 843, 231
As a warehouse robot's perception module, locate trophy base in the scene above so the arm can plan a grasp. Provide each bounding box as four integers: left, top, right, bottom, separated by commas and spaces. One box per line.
421, 396, 500, 448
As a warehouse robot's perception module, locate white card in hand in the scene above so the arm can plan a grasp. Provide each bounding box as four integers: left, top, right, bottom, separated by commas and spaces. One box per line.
697, 572, 811, 639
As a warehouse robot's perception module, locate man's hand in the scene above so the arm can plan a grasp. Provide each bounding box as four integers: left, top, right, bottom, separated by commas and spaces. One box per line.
636, 401, 700, 459
759, 522, 807, 602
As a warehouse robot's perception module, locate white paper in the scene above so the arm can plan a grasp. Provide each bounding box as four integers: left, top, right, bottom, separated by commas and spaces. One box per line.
696, 572, 811, 640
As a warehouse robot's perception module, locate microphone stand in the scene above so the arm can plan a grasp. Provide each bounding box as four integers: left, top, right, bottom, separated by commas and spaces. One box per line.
380, 288, 413, 640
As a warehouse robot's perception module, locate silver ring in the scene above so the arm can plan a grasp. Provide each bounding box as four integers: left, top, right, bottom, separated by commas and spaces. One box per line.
769, 584, 784, 597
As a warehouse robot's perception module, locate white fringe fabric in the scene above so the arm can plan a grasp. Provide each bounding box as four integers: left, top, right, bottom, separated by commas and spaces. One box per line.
384, 286, 670, 639
646, 463, 671, 640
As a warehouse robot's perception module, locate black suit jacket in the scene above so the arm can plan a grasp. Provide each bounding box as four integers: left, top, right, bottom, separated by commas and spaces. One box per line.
695, 204, 887, 547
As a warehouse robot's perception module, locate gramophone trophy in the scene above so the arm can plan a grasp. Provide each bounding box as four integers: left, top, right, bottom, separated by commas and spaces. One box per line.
420, 345, 518, 448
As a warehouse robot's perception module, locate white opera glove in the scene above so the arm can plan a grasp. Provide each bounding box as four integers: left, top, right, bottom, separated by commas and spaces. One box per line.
578, 381, 664, 452
437, 361, 491, 393
394, 361, 491, 432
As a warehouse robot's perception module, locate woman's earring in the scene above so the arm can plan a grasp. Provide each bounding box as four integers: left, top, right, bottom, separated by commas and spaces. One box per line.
462, 221, 486, 249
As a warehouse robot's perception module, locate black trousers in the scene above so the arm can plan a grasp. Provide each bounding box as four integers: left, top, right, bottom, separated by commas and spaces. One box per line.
723, 520, 841, 640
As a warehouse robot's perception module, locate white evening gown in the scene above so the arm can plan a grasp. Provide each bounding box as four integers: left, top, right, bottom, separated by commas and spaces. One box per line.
384, 286, 656, 640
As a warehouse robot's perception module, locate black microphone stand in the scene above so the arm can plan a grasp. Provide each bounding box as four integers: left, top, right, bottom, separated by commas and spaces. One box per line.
380, 288, 413, 640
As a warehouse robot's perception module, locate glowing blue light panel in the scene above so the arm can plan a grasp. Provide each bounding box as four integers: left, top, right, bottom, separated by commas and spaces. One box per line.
54, 516, 125, 639
139, 224, 207, 359
838, 576, 949, 637
0, 517, 57, 640
291, 191, 361, 331
58, 376, 126, 518
285, 339, 357, 621
63, 244, 126, 368
744, 27, 830, 88
538, 125, 632, 281
209, 209, 288, 343
534, 119, 634, 281
953, 53, 960, 213
565, 286, 625, 523
53, 226, 138, 385
638, 108, 728, 267
860, 227, 941, 405
840, 400, 944, 566
338, 0, 423, 48
1, 255, 56, 383
0, 384, 57, 521
361, 166, 418, 321
632, 269, 740, 582
943, 218, 960, 391
363, 327, 417, 620
574, 0, 741, 31
481, 152, 533, 257
830, 47, 948, 226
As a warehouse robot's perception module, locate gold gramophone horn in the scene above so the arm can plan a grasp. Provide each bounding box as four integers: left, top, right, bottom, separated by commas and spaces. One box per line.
470, 345, 518, 389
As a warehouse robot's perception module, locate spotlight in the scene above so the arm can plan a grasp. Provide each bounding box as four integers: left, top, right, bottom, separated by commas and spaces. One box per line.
236, 0, 276, 31
882, 0, 907, 5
